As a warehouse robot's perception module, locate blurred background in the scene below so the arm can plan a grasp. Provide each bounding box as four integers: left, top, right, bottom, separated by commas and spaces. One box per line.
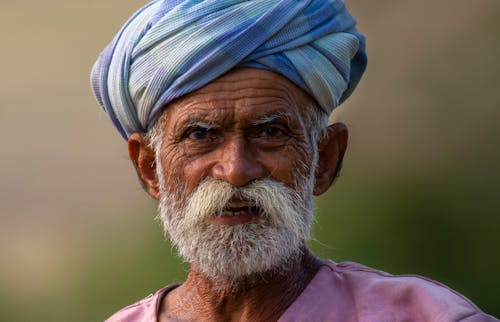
0, 0, 499, 320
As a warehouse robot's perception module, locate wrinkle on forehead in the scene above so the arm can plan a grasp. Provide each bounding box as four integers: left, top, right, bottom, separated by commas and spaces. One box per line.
160, 69, 314, 133
194, 68, 311, 104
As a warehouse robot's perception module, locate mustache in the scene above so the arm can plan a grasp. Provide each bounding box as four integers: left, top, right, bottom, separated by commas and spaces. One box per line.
181, 178, 310, 238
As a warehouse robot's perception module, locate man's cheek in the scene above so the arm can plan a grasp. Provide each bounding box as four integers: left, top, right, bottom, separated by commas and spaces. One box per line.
270, 148, 311, 187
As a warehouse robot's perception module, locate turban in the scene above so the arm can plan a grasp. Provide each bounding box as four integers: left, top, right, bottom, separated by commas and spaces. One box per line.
91, 0, 367, 140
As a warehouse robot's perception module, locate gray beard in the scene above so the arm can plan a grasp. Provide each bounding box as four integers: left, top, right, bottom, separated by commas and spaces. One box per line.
157, 175, 315, 290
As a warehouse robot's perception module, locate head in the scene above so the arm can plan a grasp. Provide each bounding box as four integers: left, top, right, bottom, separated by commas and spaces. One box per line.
128, 68, 348, 288
91, 0, 365, 289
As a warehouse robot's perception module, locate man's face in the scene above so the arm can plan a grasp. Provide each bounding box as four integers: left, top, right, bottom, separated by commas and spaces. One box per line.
156, 68, 316, 196
151, 68, 320, 286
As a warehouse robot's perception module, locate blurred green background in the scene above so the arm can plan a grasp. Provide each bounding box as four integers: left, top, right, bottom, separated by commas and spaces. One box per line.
0, 0, 498, 321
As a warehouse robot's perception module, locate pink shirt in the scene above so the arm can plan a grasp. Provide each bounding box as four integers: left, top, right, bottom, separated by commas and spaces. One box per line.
105, 261, 498, 321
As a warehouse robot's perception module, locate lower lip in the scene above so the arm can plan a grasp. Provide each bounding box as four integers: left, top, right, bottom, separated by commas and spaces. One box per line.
211, 211, 259, 226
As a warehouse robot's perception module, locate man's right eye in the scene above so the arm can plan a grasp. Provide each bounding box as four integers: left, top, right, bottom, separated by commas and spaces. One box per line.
183, 126, 220, 143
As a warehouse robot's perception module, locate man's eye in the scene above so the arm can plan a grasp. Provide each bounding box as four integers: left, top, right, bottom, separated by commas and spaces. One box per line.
189, 128, 209, 139
183, 126, 220, 143
261, 126, 285, 138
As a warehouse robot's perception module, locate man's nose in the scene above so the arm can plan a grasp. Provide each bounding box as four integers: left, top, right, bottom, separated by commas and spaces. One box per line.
211, 136, 265, 187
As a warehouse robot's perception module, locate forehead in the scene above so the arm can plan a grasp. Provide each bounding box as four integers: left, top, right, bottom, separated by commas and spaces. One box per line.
162, 68, 313, 127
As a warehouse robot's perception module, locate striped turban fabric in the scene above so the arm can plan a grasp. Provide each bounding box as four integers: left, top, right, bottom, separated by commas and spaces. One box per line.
91, 0, 367, 140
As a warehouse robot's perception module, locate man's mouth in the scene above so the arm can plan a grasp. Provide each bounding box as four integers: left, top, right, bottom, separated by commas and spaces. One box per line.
211, 200, 261, 225
219, 206, 260, 217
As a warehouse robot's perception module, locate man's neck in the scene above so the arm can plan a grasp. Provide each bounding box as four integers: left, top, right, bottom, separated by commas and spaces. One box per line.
159, 248, 322, 322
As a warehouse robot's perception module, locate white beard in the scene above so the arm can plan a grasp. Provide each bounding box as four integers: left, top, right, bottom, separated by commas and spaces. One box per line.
157, 172, 315, 289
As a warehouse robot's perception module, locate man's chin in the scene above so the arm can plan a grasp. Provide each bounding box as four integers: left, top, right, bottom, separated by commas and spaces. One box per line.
192, 242, 303, 292
174, 224, 303, 288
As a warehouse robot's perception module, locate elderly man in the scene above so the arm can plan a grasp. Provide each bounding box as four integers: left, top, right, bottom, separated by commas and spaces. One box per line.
91, 1, 497, 321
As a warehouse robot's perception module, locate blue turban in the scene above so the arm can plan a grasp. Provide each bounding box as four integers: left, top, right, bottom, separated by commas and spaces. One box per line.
91, 0, 367, 140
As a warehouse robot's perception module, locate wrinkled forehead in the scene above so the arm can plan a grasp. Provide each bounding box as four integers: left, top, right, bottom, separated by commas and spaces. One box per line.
160, 68, 316, 129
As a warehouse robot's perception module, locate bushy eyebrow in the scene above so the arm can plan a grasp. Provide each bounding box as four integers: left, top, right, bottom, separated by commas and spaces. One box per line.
250, 111, 293, 126
181, 121, 219, 131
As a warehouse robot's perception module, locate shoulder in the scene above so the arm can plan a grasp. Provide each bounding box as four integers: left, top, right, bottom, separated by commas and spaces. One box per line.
104, 285, 176, 322
105, 292, 157, 322
323, 261, 497, 322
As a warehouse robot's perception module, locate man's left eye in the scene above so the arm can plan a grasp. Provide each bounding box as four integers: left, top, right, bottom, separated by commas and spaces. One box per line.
261, 126, 286, 138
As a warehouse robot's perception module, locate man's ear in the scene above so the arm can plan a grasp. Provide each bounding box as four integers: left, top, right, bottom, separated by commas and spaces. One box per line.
313, 122, 348, 196
128, 133, 160, 200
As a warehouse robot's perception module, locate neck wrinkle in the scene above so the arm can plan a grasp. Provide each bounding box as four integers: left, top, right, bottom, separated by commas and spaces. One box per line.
160, 246, 322, 322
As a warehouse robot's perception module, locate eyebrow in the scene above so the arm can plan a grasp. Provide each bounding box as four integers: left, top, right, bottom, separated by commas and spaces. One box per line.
173, 121, 219, 142
250, 111, 293, 126
177, 120, 220, 136
181, 121, 219, 130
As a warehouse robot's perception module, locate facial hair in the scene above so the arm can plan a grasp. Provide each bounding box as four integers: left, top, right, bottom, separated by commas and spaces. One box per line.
157, 172, 315, 289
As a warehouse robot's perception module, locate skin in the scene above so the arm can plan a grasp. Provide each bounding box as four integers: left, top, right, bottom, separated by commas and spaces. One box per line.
128, 68, 348, 321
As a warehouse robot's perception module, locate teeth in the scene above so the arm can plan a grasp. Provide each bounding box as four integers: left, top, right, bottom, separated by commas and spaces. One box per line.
220, 210, 245, 217
216, 205, 260, 217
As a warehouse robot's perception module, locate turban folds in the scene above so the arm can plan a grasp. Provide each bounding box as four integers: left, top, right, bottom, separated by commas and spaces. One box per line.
91, 0, 367, 140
